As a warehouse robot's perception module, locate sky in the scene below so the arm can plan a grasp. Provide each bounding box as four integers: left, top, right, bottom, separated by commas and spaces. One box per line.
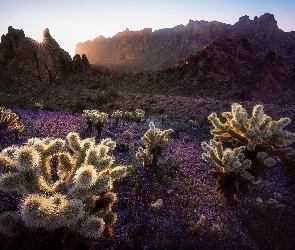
1, 0, 294, 57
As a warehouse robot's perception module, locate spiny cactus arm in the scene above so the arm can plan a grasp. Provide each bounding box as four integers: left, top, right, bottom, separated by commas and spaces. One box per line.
70, 172, 112, 200
91, 192, 117, 215
55, 197, 85, 228
221, 104, 248, 133
58, 152, 76, 181
67, 132, 82, 152
267, 121, 295, 148
67, 132, 95, 169
109, 165, 128, 180
21, 194, 85, 230
19, 138, 67, 193
256, 151, 277, 167
73, 164, 98, 190
249, 104, 265, 128
0, 172, 26, 193
40, 138, 66, 184
1, 146, 19, 158
238, 159, 255, 183
82, 110, 97, 122
77, 215, 105, 238
136, 147, 152, 164
100, 138, 116, 151
209, 112, 248, 145
141, 122, 173, 149
201, 140, 224, 169
0, 155, 16, 174
273, 117, 292, 131
21, 194, 57, 229
85, 146, 114, 172
0, 146, 45, 194
208, 112, 225, 130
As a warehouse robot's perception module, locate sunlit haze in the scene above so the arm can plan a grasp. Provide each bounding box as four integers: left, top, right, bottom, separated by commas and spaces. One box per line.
1, 0, 294, 57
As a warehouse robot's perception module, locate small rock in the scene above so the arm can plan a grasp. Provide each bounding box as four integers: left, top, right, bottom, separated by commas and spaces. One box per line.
256, 197, 263, 204
167, 189, 173, 195
151, 199, 163, 209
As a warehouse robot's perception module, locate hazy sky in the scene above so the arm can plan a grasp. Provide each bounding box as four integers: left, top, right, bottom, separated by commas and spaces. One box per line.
1, 0, 294, 57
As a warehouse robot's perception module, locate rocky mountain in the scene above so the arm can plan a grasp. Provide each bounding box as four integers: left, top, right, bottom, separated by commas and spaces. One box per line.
76, 13, 295, 75
0, 27, 90, 82
164, 37, 295, 103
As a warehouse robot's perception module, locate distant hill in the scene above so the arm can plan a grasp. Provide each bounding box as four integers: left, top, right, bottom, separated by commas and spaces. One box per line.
76, 13, 295, 75
162, 37, 295, 103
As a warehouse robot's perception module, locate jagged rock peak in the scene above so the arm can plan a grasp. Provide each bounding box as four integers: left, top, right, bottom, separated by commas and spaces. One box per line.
235, 13, 278, 31
113, 28, 153, 37
43, 28, 51, 39
0, 26, 91, 81
258, 13, 278, 31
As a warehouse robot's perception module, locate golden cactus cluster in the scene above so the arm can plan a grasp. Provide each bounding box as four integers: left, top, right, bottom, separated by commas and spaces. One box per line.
0, 107, 25, 139
202, 103, 295, 185
137, 122, 173, 168
0, 132, 129, 239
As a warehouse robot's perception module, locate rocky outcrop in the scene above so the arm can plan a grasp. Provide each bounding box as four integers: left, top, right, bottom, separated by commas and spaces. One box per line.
0, 27, 90, 81
165, 37, 295, 103
72, 54, 90, 71
167, 37, 257, 82
76, 13, 295, 75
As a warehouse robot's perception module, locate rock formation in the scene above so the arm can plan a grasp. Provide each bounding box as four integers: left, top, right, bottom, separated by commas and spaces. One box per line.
76, 13, 295, 75
167, 37, 257, 82
0, 27, 90, 81
165, 37, 295, 103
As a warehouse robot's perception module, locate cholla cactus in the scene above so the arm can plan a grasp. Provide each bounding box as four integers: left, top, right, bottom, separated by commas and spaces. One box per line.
136, 147, 152, 167
111, 110, 123, 124
123, 111, 133, 122
135, 109, 145, 123
208, 103, 295, 173
0, 107, 25, 140
0, 107, 18, 130
0, 132, 129, 244
8, 122, 25, 140
201, 139, 257, 202
202, 103, 295, 201
137, 122, 173, 168
202, 139, 255, 183
82, 110, 108, 137
208, 103, 295, 151
34, 102, 44, 110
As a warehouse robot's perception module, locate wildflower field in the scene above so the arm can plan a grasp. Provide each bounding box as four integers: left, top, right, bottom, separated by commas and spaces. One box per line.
0, 107, 295, 250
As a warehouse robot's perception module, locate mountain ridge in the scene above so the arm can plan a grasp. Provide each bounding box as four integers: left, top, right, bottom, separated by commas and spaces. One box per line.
76, 13, 295, 75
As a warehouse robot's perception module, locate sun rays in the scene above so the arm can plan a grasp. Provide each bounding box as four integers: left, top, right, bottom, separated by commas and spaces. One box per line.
28, 28, 57, 51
